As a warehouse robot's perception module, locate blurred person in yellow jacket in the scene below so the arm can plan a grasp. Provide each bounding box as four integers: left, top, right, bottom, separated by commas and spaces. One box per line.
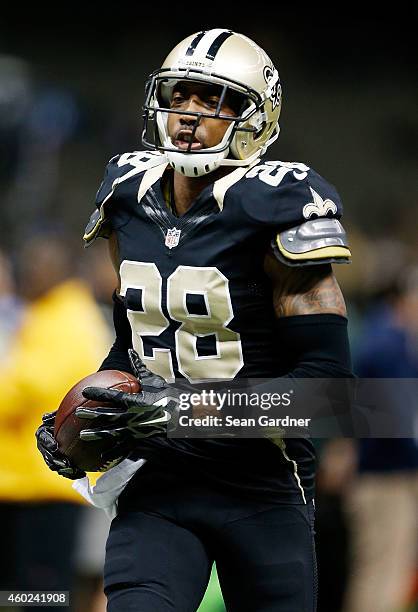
0, 233, 111, 602
0, 250, 24, 360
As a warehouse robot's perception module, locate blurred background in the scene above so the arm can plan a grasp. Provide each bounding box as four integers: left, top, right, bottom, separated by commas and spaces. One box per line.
0, 6, 417, 612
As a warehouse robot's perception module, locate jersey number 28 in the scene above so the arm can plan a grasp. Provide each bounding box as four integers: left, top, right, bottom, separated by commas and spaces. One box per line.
120, 261, 243, 382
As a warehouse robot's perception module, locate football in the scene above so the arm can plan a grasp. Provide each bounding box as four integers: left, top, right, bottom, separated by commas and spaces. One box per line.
54, 370, 140, 472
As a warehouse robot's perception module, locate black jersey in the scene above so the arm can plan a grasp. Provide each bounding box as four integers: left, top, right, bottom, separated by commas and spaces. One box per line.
85, 151, 348, 504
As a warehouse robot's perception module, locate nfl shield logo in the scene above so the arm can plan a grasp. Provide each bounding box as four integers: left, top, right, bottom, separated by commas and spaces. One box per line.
165, 227, 181, 249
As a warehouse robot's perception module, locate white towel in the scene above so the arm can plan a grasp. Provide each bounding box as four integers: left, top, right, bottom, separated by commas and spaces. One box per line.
72, 457, 146, 519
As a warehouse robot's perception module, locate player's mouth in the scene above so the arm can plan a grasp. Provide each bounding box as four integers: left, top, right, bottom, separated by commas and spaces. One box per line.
173, 130, 203, 151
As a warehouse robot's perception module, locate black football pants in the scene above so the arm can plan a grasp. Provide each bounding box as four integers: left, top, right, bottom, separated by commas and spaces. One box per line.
104, 465, 317, 612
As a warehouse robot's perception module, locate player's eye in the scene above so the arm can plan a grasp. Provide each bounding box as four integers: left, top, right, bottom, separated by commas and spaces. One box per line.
171, 93, 185, 106
206, 97, 220, 109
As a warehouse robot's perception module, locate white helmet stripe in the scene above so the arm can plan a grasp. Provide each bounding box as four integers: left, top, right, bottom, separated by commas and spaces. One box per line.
191, 29, 233, 59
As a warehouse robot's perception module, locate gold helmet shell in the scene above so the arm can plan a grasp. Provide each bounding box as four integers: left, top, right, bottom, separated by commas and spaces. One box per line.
142, 29, 282, 176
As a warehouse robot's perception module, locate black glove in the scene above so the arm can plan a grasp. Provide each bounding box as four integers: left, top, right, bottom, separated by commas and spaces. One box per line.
76, 349, 181, 442
35, 411, 86, 480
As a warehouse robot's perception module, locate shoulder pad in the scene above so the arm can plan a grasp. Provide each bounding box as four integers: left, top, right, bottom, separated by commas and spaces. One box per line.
235, 161, 343, 228
83, 151, 165, 246
272, 218, 351, 266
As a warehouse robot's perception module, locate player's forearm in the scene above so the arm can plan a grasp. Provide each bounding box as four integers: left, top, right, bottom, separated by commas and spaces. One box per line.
273, 313, 353, 379
263, 254, 352, 376
98, 291, 133, 374
239, 259, 354, 419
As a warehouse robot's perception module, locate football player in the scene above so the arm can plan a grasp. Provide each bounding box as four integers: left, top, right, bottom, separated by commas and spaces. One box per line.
36, 29, 353, 611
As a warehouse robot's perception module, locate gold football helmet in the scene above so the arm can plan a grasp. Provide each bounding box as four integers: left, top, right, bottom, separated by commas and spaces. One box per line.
142, 29, 281, 177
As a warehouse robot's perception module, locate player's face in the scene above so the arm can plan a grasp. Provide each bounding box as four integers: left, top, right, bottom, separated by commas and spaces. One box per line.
167, 82, 237, 151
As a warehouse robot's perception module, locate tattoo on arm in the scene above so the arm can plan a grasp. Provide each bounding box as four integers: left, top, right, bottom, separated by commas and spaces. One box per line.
264, 252, 347, 318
